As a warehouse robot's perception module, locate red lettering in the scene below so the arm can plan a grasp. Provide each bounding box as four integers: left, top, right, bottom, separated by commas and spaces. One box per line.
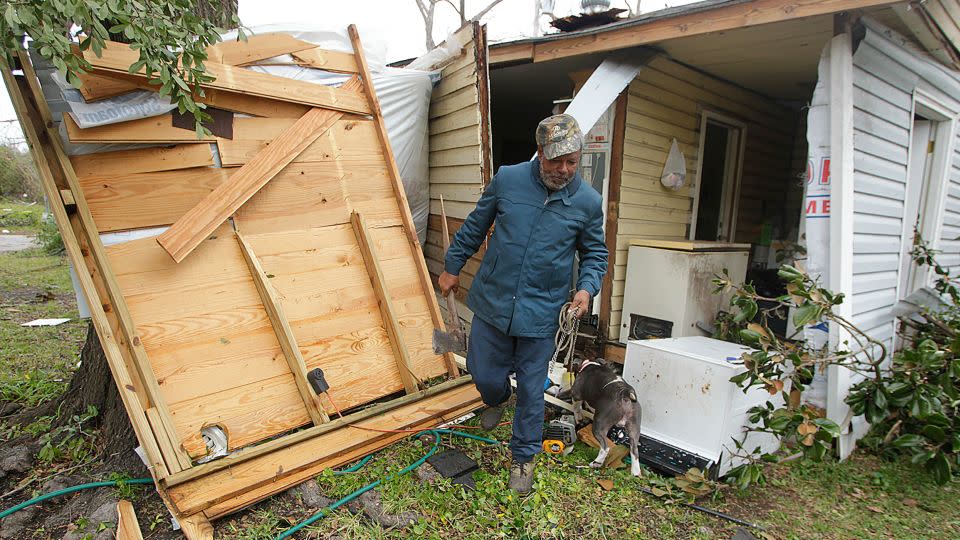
820, 158, 831, 185
823, 199, 831, 214
806, 200, 818, 215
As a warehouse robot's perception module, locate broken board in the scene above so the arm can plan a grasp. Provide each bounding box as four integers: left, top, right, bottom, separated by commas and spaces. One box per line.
2, 25, 469, 538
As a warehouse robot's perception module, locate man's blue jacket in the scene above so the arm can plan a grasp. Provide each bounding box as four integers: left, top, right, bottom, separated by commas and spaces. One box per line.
444, 160, 608, 338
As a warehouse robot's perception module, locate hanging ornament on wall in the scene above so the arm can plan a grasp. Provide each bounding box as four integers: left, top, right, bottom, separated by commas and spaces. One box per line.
660, 138, 686, 191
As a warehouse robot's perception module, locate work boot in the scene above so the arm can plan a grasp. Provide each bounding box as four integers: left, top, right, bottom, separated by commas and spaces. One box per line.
509, 459, 536, 494
480, 405, 505, 430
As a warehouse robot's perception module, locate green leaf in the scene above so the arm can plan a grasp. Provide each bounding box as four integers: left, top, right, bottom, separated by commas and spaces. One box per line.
921, 425, 946, 443
926, 453, 952, 485
792, 303, 822, 327
812, 418, 841, 438
891, 434, 924, 449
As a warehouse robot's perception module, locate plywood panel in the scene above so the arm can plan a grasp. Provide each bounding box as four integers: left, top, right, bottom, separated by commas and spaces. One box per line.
79, 168, 229, 232
70, 145, 214, 180
106, 231, 311, 457
217, 118, 382, 167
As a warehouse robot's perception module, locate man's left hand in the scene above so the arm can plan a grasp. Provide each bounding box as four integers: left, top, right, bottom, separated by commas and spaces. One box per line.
569, 289, 591, 316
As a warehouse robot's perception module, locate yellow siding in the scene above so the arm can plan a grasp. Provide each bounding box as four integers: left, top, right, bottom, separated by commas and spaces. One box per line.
609, 56, 797, 340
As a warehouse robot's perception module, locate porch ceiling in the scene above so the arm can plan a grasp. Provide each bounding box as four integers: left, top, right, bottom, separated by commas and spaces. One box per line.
655, 14, 834, 102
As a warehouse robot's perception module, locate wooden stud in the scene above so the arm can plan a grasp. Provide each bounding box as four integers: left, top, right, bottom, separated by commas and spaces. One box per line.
351, 211, 420, 395
348, 24, 460, 378
82, 41, 371, 115
0, 61, 171, 479
15, 52, 193, 473
235, 229, 329, 425
116, 500, 144, 540
206, 32, 317, 66
63, 114, 217, 144
59, 188, 75, 207
157, 78, 361, 263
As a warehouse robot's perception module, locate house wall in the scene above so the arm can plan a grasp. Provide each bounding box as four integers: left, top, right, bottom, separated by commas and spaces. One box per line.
424, 24, 491, 316
849, 23, 960, 349
609, 55, 798, 340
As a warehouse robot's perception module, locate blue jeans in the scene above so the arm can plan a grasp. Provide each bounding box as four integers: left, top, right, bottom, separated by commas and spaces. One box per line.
466, 316, 554, 463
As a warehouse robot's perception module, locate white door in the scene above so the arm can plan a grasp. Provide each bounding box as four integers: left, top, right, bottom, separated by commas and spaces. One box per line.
899, 119, 936, 297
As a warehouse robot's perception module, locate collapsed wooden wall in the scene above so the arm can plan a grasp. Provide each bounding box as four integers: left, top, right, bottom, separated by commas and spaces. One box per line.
423, 23, 492, 319
3, 27, 480, 537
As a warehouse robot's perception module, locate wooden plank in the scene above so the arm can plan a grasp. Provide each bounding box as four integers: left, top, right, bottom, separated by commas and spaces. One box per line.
178, 514, 213, 540
236, 230, 329, 425
15, 52, 193, 473
79, 167, 229, 233
70, 144, 214, 180
63, 113, 216, 144
488, 42, 534, 65
158, 79, 361, 263
1, 61, 170, 479
83, 41, 371, 115
291, 46, 360, 73
202, 392, 481, 520
207, 33, 317, 66
164, 381, 480, 516
76, 72, 138, 101
349, 24, 459, 377
59, 189, 75, 206
529, 0, 900, 62
429, 86, 480, 119
217, 118, 381, 167
351, 212, 419, 394
116, 501, 144, 540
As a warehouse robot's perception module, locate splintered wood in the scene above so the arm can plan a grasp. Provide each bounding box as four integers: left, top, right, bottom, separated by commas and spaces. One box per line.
2, 25, 476, 537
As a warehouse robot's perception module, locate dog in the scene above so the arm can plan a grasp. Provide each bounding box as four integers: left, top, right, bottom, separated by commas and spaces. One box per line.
570, 358, 643, 476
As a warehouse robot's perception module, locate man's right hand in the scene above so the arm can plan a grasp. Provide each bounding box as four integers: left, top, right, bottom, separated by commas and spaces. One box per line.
438, 271, 460, 296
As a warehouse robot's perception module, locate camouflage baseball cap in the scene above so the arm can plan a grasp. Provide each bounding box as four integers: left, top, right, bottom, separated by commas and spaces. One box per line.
536, 114, 583, 160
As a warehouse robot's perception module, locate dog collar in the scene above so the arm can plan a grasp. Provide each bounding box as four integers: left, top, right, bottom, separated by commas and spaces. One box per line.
578, 359, 602, 373
601, 376, 624, 389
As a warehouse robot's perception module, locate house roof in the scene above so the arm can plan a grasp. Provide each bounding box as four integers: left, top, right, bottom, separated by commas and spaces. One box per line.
490, 0, 957, 68
489, 0, 960, 101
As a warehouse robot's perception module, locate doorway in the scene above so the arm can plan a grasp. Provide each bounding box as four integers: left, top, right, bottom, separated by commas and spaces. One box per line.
691, 112, 746, 242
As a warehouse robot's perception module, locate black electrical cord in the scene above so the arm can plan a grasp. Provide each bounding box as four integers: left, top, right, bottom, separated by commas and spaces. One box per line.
636, 486, 765, 531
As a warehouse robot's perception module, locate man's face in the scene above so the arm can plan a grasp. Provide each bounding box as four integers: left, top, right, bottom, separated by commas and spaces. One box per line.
537, 148, 581, 191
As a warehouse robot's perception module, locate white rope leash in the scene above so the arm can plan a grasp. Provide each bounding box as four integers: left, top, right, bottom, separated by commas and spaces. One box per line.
551, 301, 581, 373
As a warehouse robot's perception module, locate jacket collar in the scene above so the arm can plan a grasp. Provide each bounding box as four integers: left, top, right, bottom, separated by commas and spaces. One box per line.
529, 159, 580, 205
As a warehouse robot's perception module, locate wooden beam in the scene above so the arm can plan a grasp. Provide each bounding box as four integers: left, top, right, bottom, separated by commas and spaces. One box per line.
235, 230, 329, 425
164, 381, 481, 517
82, 41, 371, 115
206, 32, 317, 66
488, 42, 534, 65
351, 211, 420, 395
600, 91, 627, 341
59, 188, 75, 207
116, 500, 144, 540
348, 24, 460, 378
291, 46, 360, 73
157, 78, 360, 263
0, 61, 171, 479
490, 0, 900, 64
15, 52, 193, 473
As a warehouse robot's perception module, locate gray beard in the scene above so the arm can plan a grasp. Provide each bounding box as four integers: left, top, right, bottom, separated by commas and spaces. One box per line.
539, 163, 572, 192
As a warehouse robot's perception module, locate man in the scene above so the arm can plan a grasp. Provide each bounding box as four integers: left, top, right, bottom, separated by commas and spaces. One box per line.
438, 114, 608, 494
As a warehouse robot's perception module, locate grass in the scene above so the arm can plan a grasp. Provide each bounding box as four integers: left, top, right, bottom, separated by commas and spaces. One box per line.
0, 244, 86, 411
0, 218, 957, 539
0, 199, 43, 234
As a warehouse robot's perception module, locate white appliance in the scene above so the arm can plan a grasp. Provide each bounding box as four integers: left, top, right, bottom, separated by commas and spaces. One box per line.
619, 239, 750, 343
622, 336, 784, 477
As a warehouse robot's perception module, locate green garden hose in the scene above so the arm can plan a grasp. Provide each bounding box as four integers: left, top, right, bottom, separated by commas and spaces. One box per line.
0, 478, 154, 520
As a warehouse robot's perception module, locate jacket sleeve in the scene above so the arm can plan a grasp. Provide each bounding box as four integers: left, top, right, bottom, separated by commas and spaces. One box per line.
444, 171, 500, 275
575, 201, 608, 297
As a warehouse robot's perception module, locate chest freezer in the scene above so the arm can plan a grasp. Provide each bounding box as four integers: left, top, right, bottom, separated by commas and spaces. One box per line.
622, 336, 785, 478
620, 239, 749, 342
